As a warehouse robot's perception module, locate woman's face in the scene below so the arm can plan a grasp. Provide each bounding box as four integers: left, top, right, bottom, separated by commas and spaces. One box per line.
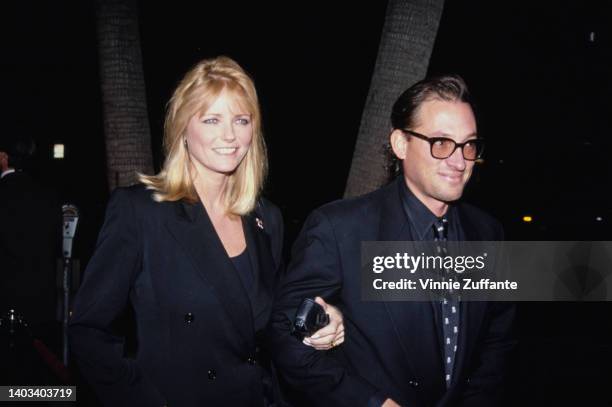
185, 90, 253, 179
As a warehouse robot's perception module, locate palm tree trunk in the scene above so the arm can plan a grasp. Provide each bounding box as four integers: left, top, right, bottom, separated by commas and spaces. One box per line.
95, 0, 153, 190
344, 0, 445, 197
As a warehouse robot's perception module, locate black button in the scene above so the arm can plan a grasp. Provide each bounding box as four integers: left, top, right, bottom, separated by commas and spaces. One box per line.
207, 369, 216, 380
408, 379, 419, 387
247, 356, 256, 365
184, 313, 194, 324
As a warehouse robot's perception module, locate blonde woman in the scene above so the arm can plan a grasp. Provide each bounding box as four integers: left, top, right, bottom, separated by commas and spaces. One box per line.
69, 56, 344, 407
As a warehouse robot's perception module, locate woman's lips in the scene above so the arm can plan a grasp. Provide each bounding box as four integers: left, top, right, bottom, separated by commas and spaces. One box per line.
213, 147, 238, 155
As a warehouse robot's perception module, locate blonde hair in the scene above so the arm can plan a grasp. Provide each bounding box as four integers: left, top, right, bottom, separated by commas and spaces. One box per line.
139, 56, 267, 215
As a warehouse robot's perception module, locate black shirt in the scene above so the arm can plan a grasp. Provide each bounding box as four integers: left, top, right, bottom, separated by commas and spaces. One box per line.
230, 247, 269, 334
398, 177, 464, 241
398, 177, 465, 381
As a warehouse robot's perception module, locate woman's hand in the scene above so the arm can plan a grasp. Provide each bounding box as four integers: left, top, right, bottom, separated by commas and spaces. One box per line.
302, 296, 345, 350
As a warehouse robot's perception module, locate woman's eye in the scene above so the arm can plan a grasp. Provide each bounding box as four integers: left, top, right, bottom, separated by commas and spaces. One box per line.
203, 117, 219, 124
235, 117, 250, 125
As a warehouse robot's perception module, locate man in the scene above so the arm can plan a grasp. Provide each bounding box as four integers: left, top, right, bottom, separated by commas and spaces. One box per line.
271, 76, 515, 407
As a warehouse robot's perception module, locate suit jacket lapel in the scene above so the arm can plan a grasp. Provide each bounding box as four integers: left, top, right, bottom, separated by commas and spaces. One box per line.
449, 204, 489, 385
449, 301, 485, 384
165, 200, 255, 350
377, 179, 445, 399
456, 204, 478, 241
377, 179, 410, 243
242, 212, 276, 298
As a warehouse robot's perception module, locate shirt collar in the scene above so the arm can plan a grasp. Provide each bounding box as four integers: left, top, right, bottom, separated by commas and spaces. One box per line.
398, 177, 454, 240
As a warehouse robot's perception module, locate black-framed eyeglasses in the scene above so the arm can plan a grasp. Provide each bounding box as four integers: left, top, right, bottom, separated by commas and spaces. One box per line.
401, 129, 485, 161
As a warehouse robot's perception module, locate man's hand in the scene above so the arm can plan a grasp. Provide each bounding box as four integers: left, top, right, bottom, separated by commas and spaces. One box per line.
382, 398, 401, 407
302, 296, 345, 350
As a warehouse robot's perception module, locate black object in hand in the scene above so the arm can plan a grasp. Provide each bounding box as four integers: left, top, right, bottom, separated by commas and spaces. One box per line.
293, 298, 330, 337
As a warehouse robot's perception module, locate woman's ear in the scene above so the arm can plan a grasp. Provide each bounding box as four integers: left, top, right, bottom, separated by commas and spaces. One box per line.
389, 129, 407, 160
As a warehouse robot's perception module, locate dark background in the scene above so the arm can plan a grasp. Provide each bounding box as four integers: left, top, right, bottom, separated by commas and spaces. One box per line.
1, 0, 611, 405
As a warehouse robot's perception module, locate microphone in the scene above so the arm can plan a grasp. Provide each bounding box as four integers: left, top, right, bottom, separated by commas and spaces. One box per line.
62, 204, 79, 259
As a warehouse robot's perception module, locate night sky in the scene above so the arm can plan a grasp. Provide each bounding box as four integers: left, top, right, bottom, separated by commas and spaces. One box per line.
2, 1, 612, 404
3, 1, 611, 247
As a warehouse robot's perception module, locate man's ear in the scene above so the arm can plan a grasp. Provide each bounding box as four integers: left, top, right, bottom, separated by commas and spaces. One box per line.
390, 129, 407, 160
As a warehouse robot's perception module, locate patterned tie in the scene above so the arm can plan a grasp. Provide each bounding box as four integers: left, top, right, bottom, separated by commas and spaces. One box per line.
433, 217, 460, 387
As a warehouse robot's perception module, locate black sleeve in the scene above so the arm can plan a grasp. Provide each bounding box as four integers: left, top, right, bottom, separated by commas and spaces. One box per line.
68, 189, 165, 407
269, 209, 379, 407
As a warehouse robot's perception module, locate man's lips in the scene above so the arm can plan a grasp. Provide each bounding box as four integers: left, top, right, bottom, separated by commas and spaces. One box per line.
438, 172, 464, 183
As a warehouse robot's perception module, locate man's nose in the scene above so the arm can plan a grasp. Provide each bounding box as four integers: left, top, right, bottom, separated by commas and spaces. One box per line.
445, 146, 466, 171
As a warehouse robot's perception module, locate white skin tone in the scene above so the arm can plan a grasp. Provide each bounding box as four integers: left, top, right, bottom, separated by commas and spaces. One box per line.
390, 99, 477, 217
384, 99, 477, 406
184, 90, 344, 349
185, 90, 254, 256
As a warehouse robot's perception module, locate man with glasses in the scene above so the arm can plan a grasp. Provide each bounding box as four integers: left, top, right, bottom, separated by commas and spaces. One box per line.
271, 75, 515, 407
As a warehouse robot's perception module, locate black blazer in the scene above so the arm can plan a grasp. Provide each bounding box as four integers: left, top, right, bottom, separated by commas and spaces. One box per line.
270, 178, 515, 407
69, 185, 284, 407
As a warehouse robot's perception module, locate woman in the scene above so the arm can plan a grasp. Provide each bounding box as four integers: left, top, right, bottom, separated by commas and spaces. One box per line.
69, 56, 343, 407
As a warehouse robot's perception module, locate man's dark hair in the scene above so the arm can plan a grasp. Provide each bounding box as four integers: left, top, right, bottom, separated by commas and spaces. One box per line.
390, 74, 472, 131
386, 74, 473, 178
0, 137, 36, 169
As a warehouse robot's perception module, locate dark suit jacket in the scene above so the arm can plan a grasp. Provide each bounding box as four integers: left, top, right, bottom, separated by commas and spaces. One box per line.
69, 185, 284, 407
270, 178, 516, 407
0, 171, 60, 325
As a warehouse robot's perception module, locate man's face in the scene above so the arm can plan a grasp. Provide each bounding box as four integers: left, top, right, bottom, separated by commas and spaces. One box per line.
393, 99, 478, 211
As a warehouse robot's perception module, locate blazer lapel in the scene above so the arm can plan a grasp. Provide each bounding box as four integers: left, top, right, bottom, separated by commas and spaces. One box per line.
242, 212, 276, 297
165, 200, 255, 350
449, 205, 490, 385
449, 301, 486, 384
456, 204, 480, 241
377, 179, 445, 398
